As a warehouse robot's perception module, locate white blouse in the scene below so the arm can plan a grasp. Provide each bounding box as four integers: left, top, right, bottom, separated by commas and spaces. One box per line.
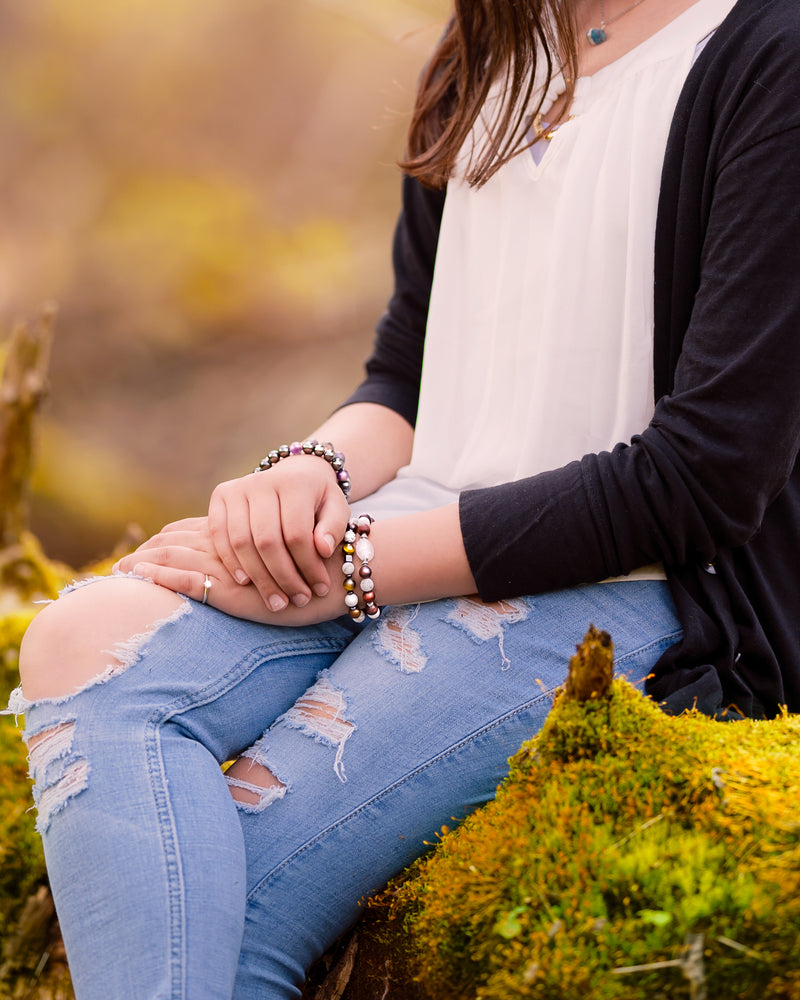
361, 0, 736, 562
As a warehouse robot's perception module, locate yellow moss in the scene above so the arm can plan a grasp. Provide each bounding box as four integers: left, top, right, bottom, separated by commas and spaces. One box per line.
379, 631, 800, 1000
0, 538, 79, 994
0, 531, 72, 606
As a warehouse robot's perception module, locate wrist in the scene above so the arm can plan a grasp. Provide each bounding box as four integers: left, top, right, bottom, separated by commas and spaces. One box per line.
253, 439, 351, 500
341, 515, 381, 622
362, 506, 476, 608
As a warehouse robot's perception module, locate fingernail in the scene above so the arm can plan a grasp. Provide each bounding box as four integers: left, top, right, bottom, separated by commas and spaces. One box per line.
323, 533, 336, 556
111, 561, 120, 574
269, 594, 288, 612
291, 593, 310, 608
313, 582, 329, 597
234, 569, 249, 584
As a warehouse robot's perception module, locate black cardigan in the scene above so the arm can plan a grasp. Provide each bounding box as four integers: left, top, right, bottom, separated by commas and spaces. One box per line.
346, 0, 800, 718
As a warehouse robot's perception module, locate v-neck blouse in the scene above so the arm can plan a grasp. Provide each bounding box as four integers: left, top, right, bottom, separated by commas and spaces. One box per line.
361, 0, 736, 527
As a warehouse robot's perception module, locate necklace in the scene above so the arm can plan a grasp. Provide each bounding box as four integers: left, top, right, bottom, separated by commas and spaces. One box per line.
586, 0, 648, 46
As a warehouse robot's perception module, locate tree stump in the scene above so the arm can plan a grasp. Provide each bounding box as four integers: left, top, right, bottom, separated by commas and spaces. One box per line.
0, 304, 55, 551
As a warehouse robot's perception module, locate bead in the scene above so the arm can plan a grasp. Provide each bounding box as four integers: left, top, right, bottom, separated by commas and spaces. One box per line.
342, 511, 378, 619
355, 536, 374, 562
254, 440, 350, 499
331, 456, 344, 471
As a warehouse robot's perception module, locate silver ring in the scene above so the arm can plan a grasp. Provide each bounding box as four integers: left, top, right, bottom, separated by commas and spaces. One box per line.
201, 575, 213, 605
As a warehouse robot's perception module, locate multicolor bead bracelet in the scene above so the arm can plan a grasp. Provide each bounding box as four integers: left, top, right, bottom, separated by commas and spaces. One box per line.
253, 440, 351, 500
342, 515, 380, 622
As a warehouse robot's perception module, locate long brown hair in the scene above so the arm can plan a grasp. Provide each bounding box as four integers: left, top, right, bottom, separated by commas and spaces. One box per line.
403, 1, 578, 189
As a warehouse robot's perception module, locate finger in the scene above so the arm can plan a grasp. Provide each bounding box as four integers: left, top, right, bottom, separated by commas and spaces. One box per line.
134, 530, 212, 554
213, 489, 296, 611
247, 496, 313, 607
113, 520, 211, 573
159, 516, 208, 534
132, 563, 213, 605
313, 487, 349, 560
208, 488, 254, 587
273, 476, 347, 598
270, 484, 330, 595
118, 530, 210, 571
274, 494, 334, 598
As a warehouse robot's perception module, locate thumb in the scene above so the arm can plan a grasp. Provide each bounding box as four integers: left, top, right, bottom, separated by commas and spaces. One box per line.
313, 495, 347, 559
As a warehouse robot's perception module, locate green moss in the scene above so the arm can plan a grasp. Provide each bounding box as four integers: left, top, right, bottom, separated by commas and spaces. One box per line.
0, 541, 74, 996
0, 532, 71, 604
379, 634, 800, 1000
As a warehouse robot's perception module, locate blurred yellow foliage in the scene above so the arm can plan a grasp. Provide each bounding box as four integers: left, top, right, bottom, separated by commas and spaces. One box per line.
93, 173, 353, 329
0, 0, 448, 563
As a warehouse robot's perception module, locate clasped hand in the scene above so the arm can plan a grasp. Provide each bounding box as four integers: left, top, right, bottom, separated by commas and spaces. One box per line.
114, 456, 351, 625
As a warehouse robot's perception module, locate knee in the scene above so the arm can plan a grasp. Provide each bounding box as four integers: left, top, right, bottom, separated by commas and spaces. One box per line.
19, 576, 188, 701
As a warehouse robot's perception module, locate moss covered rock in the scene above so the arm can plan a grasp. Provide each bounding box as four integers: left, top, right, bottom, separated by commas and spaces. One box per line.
375, 627, 800, 1000
0, 537, 74, 998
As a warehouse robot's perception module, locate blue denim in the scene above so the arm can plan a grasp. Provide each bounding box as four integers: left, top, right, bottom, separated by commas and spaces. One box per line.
12, 579, 682, 999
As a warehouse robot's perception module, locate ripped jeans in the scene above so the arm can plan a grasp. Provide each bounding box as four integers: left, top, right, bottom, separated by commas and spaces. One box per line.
9, 577, 682, 1000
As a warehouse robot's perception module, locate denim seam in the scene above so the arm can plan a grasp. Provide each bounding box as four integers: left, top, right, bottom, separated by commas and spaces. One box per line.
613, 628, 683, 668
245, 686, 559, 900
145, 725, 187, 1000
152, 636, 353, 720
140, 634, 355, 994
246, 624, 684, 899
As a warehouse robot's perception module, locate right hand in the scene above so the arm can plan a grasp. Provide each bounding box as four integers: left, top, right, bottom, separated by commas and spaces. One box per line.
207, 454, 350, 611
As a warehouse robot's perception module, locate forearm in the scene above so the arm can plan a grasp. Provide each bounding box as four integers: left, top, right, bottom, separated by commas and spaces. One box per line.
368, 503, 475, 605
245, 503, 476, 627
308, 401, 414, 502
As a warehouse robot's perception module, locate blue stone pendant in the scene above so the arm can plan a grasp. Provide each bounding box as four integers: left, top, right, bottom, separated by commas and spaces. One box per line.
587, 27, 607, 45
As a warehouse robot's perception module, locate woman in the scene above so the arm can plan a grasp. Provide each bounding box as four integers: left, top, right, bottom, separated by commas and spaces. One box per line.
11, 0, 800, 996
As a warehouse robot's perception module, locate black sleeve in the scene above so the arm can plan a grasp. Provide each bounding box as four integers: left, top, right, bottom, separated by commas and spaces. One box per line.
460, 74, 800, 599
341, 174, 446, 427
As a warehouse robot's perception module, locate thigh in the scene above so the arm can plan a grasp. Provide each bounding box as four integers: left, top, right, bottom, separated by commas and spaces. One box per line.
16, 575, 362, 767
233, 582, 682, 995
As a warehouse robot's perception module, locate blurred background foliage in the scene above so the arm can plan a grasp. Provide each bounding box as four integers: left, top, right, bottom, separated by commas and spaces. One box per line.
0, 0, 448, 566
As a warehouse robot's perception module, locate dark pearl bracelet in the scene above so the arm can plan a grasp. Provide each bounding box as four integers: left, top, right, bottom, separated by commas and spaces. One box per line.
253, 440, 351, 500
342, 515, 380, 622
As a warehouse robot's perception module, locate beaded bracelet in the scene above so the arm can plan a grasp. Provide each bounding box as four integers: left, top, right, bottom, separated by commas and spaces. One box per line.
253, 440, 351, 500
342, 515, 380, 622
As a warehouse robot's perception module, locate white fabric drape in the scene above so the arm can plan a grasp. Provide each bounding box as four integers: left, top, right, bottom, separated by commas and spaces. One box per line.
362, 0, 736, 540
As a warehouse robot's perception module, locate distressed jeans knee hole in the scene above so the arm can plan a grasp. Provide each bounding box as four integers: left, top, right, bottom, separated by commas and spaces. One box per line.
25, 721, 90, 834
225, 755, 287, 812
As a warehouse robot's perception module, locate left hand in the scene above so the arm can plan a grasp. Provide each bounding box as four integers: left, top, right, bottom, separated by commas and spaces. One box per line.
114, 517, 346, 626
